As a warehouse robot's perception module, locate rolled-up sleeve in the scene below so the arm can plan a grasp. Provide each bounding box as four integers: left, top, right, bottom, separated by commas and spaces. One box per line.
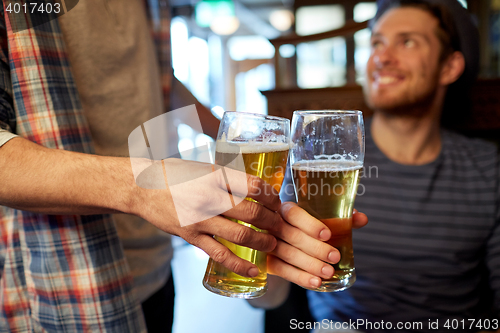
0, 128, 17, 147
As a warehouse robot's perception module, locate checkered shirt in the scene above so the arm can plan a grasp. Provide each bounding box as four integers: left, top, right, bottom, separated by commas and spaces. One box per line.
0, 0, 172, 331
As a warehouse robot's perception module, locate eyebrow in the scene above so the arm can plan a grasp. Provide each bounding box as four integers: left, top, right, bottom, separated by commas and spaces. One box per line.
371, 31, 431, 44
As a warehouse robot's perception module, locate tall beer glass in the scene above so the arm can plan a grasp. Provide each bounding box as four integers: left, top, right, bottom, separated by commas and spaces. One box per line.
290, 110, 364, 292
203, 111, 290, 298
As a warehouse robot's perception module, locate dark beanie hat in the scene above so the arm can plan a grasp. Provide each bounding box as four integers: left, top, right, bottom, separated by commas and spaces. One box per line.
371, 0, 480, 88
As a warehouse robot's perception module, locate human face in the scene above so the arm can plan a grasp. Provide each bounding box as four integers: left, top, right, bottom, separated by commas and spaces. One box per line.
364, 7, 445, 114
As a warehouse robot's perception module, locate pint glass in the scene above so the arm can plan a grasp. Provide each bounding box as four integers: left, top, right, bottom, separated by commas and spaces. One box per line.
290, 110, 364, 292
203, 111, 290, 298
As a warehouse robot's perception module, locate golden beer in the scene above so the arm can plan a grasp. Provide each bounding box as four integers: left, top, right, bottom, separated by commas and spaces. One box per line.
292, 160, 361, 292
203, 143, 289, 298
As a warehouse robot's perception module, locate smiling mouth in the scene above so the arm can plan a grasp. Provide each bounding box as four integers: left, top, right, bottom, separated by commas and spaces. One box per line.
373, 74, 404, 86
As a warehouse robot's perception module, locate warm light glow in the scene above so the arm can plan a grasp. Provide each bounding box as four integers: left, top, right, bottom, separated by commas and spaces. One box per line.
210, 16, 240, 35
296, 5, 344, 36
269, 9, 294, 32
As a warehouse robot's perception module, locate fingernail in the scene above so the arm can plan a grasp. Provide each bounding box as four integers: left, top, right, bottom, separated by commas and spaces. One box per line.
248, 267, 259, 277
328, 251, 339, 263
310, 277, 321, 288
319, 229, 330, 241
321, 265, 333, 277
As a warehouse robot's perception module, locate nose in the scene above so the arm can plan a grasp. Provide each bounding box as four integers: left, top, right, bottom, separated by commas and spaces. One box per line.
373, 45, 397, 67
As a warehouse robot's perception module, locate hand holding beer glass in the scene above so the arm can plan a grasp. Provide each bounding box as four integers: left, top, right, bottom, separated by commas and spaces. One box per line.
203, 111, 290, 298
290, 110, 364, 292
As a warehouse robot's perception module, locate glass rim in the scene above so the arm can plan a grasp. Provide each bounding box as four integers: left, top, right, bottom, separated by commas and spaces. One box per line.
293, 110, 363, 116
223, 111, 289, 123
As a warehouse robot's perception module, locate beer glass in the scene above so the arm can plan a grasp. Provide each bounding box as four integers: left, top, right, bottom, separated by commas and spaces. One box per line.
203, 111, 290, 298
290, 110, 364, 292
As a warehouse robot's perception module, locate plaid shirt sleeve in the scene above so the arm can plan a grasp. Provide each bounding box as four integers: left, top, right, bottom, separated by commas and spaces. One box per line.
0, 2, 150, 332
0, 6, 15, 138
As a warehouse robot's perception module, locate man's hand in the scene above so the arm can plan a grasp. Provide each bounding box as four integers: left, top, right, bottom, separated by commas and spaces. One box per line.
248, 202, 368, 309
267, 202, 368, 290
132, 158, 283, 278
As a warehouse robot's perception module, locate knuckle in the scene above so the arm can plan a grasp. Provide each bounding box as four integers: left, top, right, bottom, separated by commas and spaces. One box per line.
211, 247, 230, 264
288, 228, 303, 245
280, 246, 294, 263
246, 202, 263, 222
313, 241, 328, 258
262, 234, 277, 252
230, 259, 244, 275
233, 226, 252, 245
248, 175, 263, 194
180, 230, 198, 245
271, 240, 284, 256
208, 191, 228, 211
257, 233, 269, 250
274, 241, 295, 264
306, 258, 318, 273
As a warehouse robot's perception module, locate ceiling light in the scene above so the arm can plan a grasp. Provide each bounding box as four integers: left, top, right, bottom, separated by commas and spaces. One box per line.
210, 16, 240, 35
269, 9, 294, 32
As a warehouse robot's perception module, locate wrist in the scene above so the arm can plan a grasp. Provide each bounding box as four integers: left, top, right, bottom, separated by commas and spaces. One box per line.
122, 158, 171, 220
118, 157, 147, 216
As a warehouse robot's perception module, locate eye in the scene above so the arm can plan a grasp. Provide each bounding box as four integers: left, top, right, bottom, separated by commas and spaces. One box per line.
371, 40, 383, 50
404, 39, 416, 48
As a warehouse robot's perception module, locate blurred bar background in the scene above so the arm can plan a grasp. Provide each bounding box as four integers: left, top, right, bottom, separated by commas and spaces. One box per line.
169, 1, 500, 332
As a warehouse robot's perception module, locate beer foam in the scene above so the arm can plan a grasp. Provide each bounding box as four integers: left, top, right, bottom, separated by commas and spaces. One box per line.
292, 159, 362, 172
216, 141, 290, 154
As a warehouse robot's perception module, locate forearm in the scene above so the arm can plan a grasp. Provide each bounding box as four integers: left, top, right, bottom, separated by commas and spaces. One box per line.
0, 136, 289, 280
247, 275, 291, 309
0, 137, 137, 215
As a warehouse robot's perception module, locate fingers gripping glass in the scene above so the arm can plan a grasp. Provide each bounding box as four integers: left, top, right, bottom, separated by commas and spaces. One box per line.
203, 111, 290, 299
290, 110, 364, 292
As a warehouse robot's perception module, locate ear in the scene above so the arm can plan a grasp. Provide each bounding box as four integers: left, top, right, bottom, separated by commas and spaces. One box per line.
439, 51, 465, 86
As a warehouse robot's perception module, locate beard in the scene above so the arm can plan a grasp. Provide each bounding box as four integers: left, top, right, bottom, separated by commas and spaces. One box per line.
363, 72, 442, 119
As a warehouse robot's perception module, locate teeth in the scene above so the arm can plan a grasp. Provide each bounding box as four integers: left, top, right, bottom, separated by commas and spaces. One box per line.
377, 76, 398, 84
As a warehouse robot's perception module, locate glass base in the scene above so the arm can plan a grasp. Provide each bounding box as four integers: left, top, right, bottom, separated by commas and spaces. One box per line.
307, 270, 356, 292
203, 280, 267, 299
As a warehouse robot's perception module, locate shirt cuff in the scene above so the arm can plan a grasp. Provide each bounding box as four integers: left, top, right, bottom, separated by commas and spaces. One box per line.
0, 128, 18, 147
